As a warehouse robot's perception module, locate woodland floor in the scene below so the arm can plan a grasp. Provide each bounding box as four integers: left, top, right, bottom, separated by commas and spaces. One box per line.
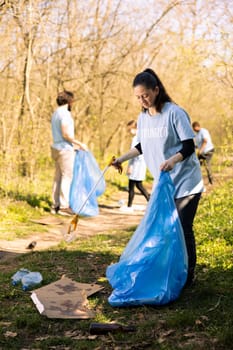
0, 166, 231, 262
0, 187, 147, 260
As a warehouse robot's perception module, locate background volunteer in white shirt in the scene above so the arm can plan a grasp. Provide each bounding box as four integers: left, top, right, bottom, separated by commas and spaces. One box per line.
51, 91, 87, 216
192, 121, 214, 184
120, 120, 150, 213
112, 68, 204, 287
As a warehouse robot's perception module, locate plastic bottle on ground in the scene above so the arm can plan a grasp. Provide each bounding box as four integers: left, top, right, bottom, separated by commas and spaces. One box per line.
118, 199, 125, 207
11, 268, 31, 286
21, 272, 43, 291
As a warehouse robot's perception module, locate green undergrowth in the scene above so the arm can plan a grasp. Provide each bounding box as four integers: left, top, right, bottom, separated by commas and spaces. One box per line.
0, 178, 233, 349
0, 198, 48, 240
195, 180, 233, 269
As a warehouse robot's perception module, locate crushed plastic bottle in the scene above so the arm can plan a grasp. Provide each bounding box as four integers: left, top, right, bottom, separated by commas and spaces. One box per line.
21, 272, 43, 291
118, 199, 125, 207
11, 268, 31, 286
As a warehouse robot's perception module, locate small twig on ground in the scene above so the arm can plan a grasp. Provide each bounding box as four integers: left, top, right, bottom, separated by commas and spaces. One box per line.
206, 296, 222, 313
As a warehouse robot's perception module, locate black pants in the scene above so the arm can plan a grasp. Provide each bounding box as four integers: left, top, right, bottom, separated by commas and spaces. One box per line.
128, 179, 150, 207
175, 193, 202, 285
198, 150, 214, 184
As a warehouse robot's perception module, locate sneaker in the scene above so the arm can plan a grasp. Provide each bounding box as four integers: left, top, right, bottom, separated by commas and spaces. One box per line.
132, 204, 146, 211
119, 205, 134, 213
57, 208, 74, 216
50, 206, 59, 215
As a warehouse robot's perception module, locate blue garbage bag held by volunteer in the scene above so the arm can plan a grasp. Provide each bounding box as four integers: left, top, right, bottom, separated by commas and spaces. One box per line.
106, 171, 188, 306
69, 150, 105, 216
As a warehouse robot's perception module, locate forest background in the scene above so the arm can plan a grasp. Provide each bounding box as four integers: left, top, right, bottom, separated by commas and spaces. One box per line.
0, 0, 232, 191
0, 2, 232, 348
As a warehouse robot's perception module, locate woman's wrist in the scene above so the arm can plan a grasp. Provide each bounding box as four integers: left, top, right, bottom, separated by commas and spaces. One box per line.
119, 148, 140, 163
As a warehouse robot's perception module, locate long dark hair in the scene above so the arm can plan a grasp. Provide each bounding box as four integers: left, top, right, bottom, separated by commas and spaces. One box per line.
132, 68, 172, 113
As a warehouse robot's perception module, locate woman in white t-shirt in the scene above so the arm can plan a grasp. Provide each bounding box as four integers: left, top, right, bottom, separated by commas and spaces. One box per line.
120, 120, 150, 213
113, 68, 204, 287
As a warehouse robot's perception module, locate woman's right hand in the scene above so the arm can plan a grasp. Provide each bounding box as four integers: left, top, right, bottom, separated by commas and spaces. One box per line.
111, 157, 123, 174
110, 148, 140, 174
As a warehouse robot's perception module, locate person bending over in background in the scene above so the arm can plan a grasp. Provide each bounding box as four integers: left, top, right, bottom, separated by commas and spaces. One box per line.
112, 68, 204, 287
51, 90, 87, 216
120, 120, 150, 213
192, 121, 214, 185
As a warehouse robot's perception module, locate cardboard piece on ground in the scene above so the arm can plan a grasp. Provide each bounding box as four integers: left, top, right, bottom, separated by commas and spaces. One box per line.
31, 276, 103, 319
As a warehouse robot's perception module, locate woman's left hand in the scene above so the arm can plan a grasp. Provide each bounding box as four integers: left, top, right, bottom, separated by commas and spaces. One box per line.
160, 153, 183, 172
160, 159, 175, 172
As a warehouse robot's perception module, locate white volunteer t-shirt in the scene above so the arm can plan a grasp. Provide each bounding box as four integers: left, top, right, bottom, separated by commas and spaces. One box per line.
51, 105, 74, 151
128, 135, 147, 181
137, 102, 204, 198
195, 128, 214, 153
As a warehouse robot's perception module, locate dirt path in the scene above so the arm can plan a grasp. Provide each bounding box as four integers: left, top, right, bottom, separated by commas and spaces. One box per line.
0, 166, 231, 261
0, 189, 147, 259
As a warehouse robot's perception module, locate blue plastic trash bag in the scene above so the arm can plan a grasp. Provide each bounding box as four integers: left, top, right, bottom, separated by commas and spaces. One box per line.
106, 171, 188, 306
69, 150, 106, 216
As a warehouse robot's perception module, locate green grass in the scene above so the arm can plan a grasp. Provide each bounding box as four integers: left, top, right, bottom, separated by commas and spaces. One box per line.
0, 198, 49, 240
0, 174, 232, 349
